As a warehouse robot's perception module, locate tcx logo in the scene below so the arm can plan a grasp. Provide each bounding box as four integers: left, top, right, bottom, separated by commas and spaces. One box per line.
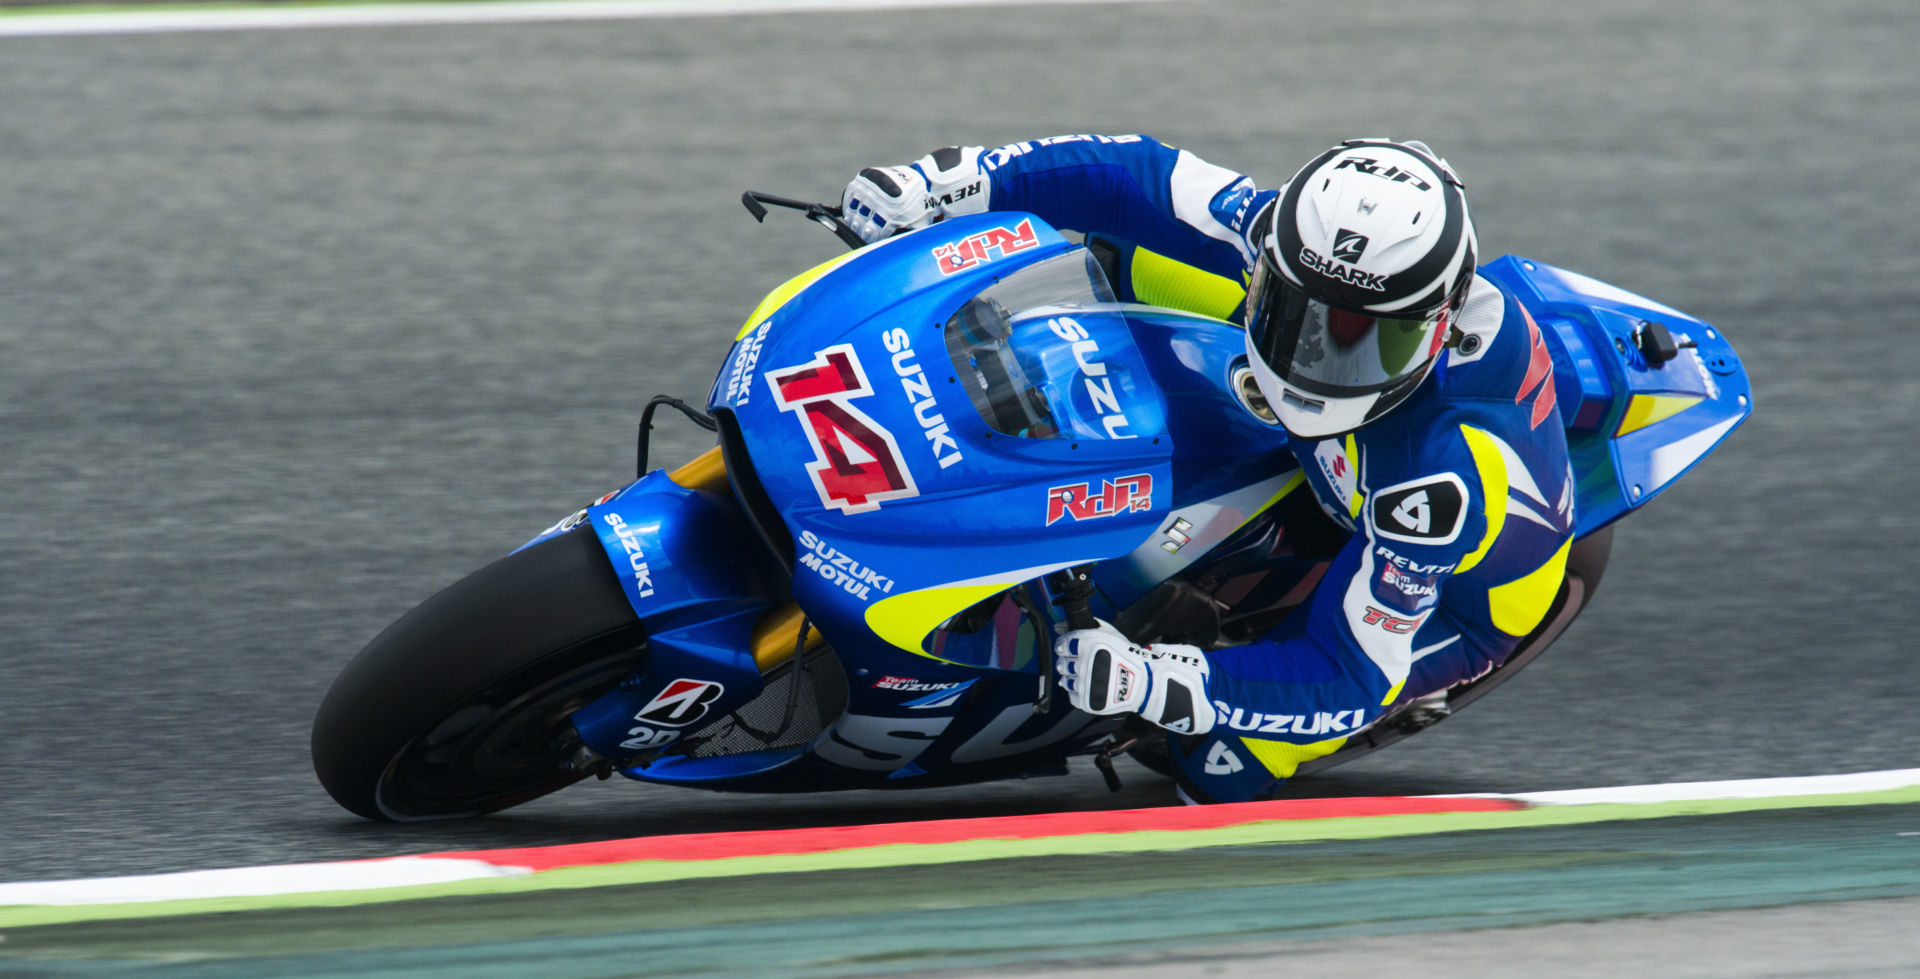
1045, 474, 1153, 526
1362, 606, 1424, 634
933, 218, 1041, 275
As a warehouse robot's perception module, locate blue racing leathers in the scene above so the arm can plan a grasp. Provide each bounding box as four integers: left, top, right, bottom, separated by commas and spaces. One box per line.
971, 134, 1577, 801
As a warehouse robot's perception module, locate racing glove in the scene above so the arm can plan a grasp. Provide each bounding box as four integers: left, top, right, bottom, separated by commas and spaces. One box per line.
1054, 621, 1216, 735
840, 145, 988, 244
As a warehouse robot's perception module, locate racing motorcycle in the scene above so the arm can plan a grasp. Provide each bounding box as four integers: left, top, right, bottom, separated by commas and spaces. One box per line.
311, 194, 1753, 820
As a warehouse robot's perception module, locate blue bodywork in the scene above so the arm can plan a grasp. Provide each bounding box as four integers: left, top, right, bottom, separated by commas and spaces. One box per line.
525, 214, 1750, 793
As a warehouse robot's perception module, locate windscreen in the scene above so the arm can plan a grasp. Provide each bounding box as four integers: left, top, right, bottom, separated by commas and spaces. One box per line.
943, 250, 1119, 440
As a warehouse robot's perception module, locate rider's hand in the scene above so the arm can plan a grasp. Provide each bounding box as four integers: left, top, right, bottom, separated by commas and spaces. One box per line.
840, 146, 987, 244
1054, 621, 1215, 735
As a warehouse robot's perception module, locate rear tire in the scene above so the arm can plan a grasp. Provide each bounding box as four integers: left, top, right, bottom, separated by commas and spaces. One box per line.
311, 527, 645, 821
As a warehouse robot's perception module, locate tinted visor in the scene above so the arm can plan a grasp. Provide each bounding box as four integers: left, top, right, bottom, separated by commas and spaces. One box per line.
1245, 252, 1448, 399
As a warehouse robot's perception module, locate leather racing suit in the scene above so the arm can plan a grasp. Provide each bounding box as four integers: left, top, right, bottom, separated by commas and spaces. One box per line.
947, 135, 1579, 802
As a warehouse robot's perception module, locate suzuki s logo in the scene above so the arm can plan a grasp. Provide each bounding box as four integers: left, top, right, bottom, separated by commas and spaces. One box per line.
1203, 741, 1244, 776
634, 679, 725, 728
767, 345, 919, 514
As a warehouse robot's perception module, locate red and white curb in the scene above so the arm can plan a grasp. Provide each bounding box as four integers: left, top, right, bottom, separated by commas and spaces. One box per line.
3, 768, 1916, 912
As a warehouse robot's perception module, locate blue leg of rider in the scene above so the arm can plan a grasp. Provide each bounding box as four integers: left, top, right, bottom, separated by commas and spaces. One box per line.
1163, 612, 1331, 804
1391, 610, 1518, 710
1164, 732, 1282, 803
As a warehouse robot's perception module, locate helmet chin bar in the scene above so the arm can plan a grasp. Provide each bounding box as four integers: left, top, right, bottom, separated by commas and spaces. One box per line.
1244, 331, 1434, 441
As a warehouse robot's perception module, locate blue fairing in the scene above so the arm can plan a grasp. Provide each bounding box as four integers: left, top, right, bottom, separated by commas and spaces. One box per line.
520, 473, 782, 761
1480, 256, 1754, 534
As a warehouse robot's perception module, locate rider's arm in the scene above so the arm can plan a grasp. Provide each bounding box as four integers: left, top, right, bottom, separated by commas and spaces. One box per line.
977, 134, 1274, 282
841, 135, 1275, 282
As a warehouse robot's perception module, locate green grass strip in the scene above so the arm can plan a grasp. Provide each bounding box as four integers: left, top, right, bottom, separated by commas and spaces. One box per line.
5, 785, 1917, 929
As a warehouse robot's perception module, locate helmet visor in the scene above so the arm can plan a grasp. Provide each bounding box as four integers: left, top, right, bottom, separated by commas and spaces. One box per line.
1245, 252, 1448, 399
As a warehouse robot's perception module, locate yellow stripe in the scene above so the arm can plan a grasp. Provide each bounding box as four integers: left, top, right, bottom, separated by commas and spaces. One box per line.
864, 582, 1016, 658
736, 249, 865, 341
1455, 425, 1509, 575
1240, 736, 1350, 778
1129, 246, 1247, 321
1343, 433, 1364, 519
1488, 538, 1573, 637
1229, 471, 1305, 537
1615, 394, 1704, 436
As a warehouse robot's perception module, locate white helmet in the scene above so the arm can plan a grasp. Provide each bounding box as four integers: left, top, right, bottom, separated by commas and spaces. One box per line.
1243, 139, 1478, 439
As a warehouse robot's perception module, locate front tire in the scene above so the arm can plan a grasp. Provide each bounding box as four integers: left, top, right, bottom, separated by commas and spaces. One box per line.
311, 527, 645, 821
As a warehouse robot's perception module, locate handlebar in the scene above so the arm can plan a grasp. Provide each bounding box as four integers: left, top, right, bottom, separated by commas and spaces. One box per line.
741, 191, 867, 251
1052, 565, 1099, 632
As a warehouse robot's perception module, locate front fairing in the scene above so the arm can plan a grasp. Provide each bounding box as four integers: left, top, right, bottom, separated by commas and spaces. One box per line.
710, 215, 1183, 665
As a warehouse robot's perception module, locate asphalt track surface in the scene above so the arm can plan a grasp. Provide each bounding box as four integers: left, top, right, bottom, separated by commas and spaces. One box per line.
1, 0, 1916, 906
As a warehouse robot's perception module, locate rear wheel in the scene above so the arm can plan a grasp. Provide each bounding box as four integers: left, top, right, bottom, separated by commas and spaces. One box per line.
311, 528, 645, 821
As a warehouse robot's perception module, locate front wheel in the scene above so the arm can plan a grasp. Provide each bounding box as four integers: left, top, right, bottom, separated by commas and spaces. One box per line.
311, 527, 645, 821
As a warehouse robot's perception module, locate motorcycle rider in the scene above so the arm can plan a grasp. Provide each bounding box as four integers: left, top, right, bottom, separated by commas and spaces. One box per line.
841, 136, 1576, 803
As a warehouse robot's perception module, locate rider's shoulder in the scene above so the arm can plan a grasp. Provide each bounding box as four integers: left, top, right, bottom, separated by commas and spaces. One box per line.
1441, 275, 1525, 368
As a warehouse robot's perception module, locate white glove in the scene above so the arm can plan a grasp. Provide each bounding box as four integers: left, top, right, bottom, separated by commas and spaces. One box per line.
1054, 621, 1215, 735
840, 146, 988, 244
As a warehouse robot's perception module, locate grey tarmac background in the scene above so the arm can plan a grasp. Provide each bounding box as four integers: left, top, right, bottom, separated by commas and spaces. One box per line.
0, 0, 1915, 890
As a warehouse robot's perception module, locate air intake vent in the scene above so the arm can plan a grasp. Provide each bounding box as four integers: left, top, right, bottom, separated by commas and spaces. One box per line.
714, 408, 795, 570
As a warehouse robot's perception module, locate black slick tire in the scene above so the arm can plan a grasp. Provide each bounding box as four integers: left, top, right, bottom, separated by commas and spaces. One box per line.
310, 527, 644, 821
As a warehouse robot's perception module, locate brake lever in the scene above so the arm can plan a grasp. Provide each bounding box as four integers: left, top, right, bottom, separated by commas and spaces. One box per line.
741, 191, 867, 251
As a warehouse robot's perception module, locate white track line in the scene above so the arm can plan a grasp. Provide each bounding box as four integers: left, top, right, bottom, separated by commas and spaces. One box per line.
1475, 768, 1920, 807
0, 0, 1178, 38
0, 856, 529, 907
3, 768, 1916, 910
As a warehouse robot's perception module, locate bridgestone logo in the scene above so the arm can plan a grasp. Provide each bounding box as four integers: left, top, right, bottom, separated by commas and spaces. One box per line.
1298, 247, 1387, 292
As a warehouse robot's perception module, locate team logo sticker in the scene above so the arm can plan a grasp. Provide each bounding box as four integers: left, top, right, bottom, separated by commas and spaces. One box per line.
767, 345, 920, 515
932, 218, 1041, 275
1203, 741, 1244, 776
1332, 228, 1370, 263
618, 724, 680, 752
1369, 472, 1468, 545
633, 679, 726, 728
1045, 473, 1154, 526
